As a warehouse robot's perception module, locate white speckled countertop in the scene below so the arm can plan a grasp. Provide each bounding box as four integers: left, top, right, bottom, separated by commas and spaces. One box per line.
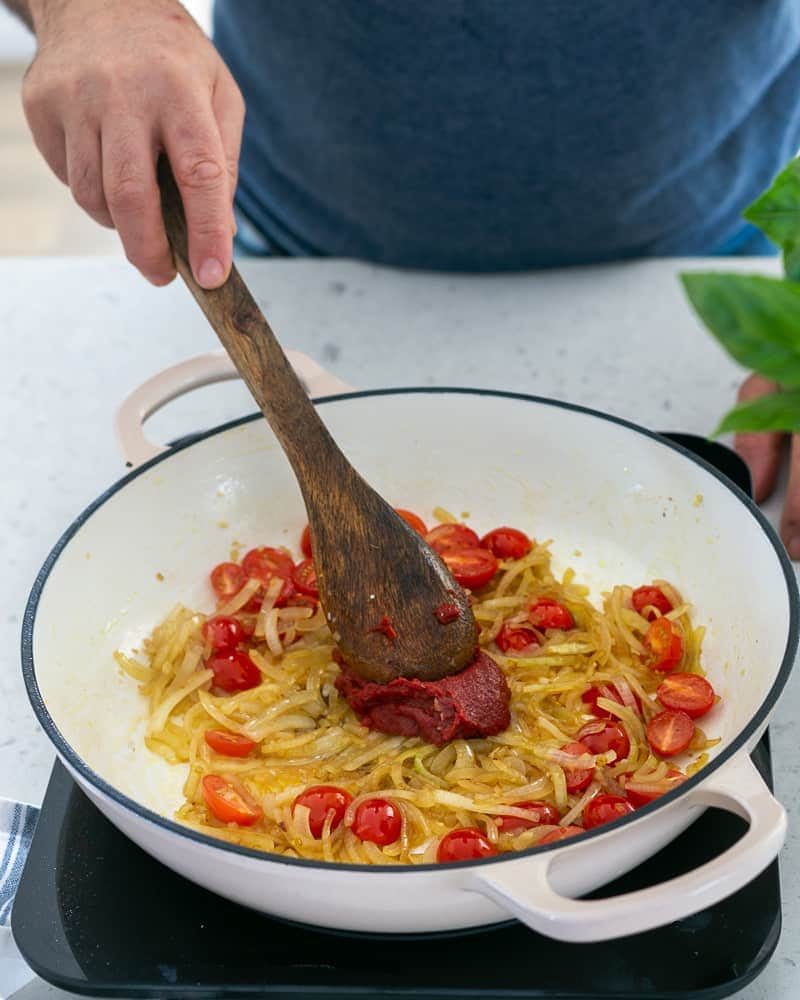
1, 255, 797, 998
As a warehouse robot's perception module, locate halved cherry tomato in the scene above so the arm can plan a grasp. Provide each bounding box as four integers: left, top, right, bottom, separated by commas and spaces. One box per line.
576, 720, 630, 762
208, 650, 261, 692
657, 672, 715, 719
529, 598, 574, 631
204, 730, 258, 757
632, 585, 673, 622
352, 798, 403, 846
583, 793, 635, 830
241, 547, 295, 608
496, 802, 560, 834
582, 683, 642, 719
292, 559, 319, 598
293, 785, 352, 839
202, 774, 262, 826
201, 615, 250, 651
442, 548, 498, 589
560, 741, 594, 792
242, 546, 295, 581
300, 524, 313, 558
538, 826, 583, 845
646, 709, 695, 757
496, 623, 540, 654
437, 828, 497, 862
242, 546, 295, 599
480, 526, 532, 560
644, 617, 684, 673
625, 769, 685, 807
242, 578, 297, 613
210, 562, 246, 599
425, 523, 480, 554
396, 509, 427, 535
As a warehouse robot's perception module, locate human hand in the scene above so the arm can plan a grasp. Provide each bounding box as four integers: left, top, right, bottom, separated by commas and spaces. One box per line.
21, 0, 244, 288
734, 374, 800, 557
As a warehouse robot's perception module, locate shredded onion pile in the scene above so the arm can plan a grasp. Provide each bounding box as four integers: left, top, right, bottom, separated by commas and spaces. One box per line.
115, 531, 717, 864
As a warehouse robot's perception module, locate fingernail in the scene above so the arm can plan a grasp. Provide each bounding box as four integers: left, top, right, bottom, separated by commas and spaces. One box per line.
788, 536, 800, 560
198, 258, 225, 287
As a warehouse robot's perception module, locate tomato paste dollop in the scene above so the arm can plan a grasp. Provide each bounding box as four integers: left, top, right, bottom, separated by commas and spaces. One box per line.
334, 650, 511, 746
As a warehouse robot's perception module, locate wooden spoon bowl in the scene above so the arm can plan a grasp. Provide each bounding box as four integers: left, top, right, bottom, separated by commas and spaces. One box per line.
158, 159, 478, 682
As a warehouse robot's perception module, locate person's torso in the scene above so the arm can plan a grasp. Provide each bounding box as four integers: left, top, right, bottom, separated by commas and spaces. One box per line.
214, 0, 800, 269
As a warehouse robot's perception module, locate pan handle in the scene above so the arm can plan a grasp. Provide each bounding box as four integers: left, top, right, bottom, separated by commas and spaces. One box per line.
115, 351, 353, 468
470, 751, 785, 942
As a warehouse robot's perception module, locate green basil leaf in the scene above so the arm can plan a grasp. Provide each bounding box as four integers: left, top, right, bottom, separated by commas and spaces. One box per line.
680, 272, 800, 387
713, 389, 800, 436
743, 157, 800, 280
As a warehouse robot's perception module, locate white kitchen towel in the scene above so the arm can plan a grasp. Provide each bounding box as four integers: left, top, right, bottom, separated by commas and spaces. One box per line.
0, 800, 39, 996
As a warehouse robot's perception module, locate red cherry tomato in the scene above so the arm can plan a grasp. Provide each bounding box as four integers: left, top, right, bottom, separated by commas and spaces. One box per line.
242, 546, 295, 580
529, 598, 574, 631
538, 826, 583, 845
396, 509, 428, 535
204, 730, 258, 757
300, 524, 313, 558
201, 615, 249, 651
208, 650, 261, 692
625, 769, 685, 807
442, 547, 498, 589
632, 585, 673, 621
561, 741, 594, 793
644, 617, 684, 673
292, 559, 319, 598
351, 798, 403, 846
436, 828, 497, 862
202, 774, 262, 826
241, 547, 295, 607
293, 785, 352, 839
210, 562, 246, 599
495, 623, 540, 654
425, 523, 480, 554
496, 802, 560, 834
583, 793, 635, 830
576, 720, 630, 762
582, 683, 642, 719
657, 672, 715, 719
480, 526, 532, 560
646, 709, 695, 757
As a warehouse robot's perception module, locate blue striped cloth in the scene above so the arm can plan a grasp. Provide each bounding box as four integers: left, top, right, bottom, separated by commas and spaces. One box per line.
0, 801, 39, 927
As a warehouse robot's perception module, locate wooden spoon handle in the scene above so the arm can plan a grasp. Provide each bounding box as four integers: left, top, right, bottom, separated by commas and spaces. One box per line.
157, 157, 345, 485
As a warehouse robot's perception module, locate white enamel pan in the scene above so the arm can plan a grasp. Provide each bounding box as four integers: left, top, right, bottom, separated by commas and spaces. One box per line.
22, 352, 798, 941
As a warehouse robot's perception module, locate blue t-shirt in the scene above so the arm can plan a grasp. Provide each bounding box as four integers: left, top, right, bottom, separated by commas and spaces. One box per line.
213, 1, 800, 269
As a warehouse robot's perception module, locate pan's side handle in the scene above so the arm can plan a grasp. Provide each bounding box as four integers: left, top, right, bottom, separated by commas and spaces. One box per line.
115, 351, 354, 468
469, 752, 785, 942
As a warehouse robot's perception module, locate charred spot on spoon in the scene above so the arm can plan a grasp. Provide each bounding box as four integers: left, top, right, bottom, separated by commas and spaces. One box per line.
433, 602, 461, 624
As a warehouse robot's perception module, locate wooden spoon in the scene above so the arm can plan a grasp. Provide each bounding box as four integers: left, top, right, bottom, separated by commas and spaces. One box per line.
157, 159, 478, 683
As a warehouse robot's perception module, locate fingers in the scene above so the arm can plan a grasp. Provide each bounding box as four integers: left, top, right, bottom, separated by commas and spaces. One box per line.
65, 122, 113, 228
781, 436, 800, 559
734, 374, 785, 503
212, 68, 245, 207
102, 123, 175, 285
162, 98, 234, 289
